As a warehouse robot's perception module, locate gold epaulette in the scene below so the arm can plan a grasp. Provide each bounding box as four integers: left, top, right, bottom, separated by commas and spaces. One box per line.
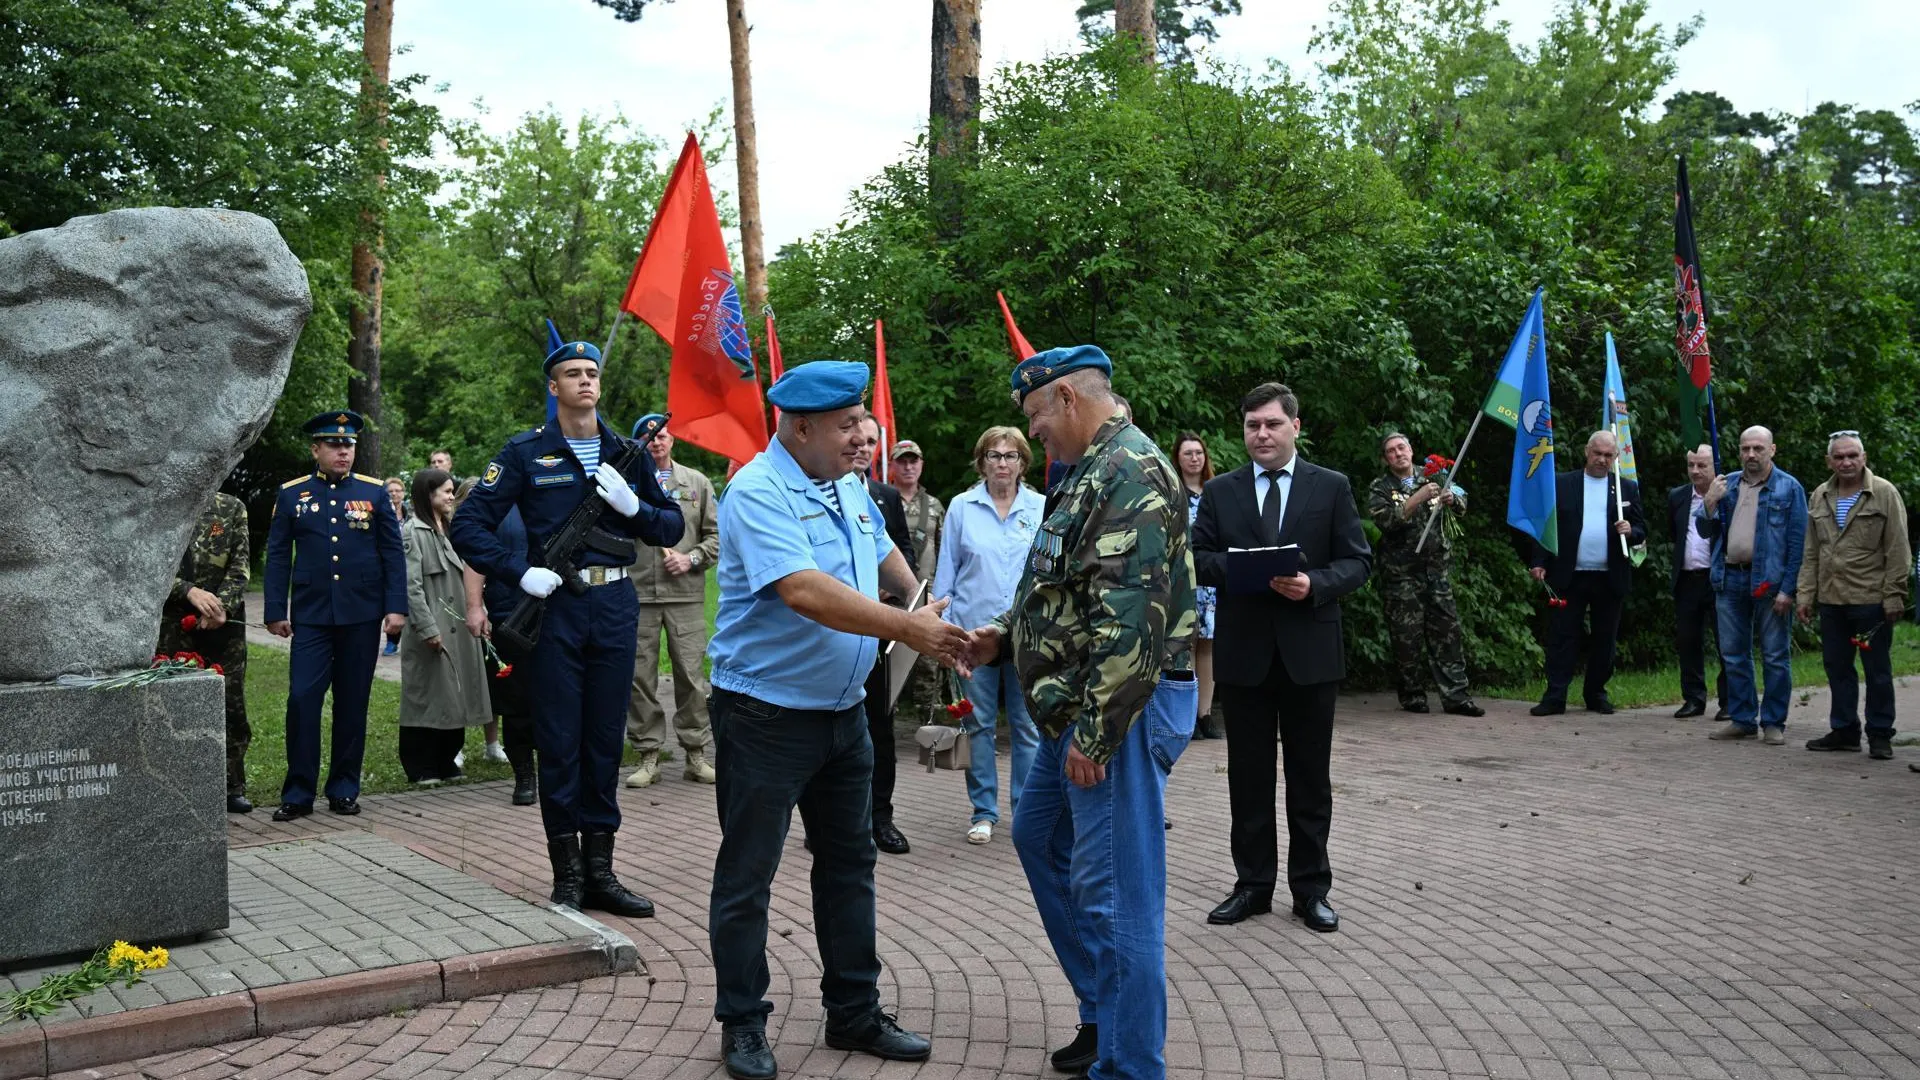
353, 473, 384, 485
280, 476, 308, 489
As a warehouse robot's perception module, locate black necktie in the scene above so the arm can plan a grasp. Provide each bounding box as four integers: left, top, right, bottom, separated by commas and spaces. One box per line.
1261, 469, 1284, 544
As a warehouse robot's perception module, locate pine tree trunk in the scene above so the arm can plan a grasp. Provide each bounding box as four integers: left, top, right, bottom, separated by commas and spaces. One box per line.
725, 0, 768, 322
929, 0, 981, 240
348, 0, 392, 473
1115, 0, 1155, 63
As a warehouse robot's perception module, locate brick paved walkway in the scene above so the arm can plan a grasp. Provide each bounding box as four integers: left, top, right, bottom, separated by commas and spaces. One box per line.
88, 679, 1920, 1080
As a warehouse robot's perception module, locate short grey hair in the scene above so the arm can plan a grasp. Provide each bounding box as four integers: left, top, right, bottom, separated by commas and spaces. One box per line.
1586, 430, 1618, 451
1828, 431, 1865, 454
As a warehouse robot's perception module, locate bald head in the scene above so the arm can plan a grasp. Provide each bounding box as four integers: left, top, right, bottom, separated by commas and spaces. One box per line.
1737, 426, 1776, 480
1583, 431, 1618, 478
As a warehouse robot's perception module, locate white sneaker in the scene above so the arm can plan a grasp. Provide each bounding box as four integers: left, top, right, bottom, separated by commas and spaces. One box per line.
967, 821, 993, 845
484, 742, 508, 764
453, 749, 465, 769
624, 752, 660, 788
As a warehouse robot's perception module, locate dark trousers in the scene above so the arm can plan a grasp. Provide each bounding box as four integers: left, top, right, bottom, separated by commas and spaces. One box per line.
1543, 571, 1623, 705
528, 580, 638, 839
1222, 651, 1338, 903
708, 688, 880, 1031
485, 651, 536, 753
1674, 569, 1728, 709
1819, 604, 1897, 736
397, 726, 465, 781
281, 620, 380, 806
864, 653, 897, 827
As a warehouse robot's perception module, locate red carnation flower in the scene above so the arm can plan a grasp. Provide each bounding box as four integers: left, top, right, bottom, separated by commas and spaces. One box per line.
211, 663, 226, 675
495, 663, 514, 680
180, 614, 198, 632
1751, 580, 1772, 599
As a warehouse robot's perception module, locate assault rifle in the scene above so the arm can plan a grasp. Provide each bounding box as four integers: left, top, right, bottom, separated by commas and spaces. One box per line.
494, 412, 671, 656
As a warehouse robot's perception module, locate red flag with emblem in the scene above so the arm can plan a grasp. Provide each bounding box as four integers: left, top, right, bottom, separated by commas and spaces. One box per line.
997, 291, 1036, 361
764, 312, 786, 427
871, 320, 896, 482
621, 133, 768, 465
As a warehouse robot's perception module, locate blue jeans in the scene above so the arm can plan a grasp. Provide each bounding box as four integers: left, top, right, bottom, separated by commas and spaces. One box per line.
708, 689, 880, 1032
963, 662, 1041, 824
1012, 674, 1196, 1080
1716, 569, 1793, 730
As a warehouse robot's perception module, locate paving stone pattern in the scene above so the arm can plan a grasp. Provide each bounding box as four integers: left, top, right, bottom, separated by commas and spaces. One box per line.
2, 834, 590, 1024
88, 680, 1920, 1079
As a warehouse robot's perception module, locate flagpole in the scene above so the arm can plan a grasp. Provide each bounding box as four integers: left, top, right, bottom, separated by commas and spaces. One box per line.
599, 309, 628, 369
1705, 383, 1723, 473
1414, 411, 1485, 553
1609, 391, 1628, 558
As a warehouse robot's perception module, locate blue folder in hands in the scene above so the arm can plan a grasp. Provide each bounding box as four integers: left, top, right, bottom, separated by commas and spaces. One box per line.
1225, 545, 1301, 595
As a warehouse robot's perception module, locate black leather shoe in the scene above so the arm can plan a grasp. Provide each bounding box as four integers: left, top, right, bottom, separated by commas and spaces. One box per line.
1051, 1023, 1097, 1073
1293, 896, 1340, 933
722, 1028, 777, 1080
1400, 699, 1430, 714
1443, 701, 1485, 717
548, 835, 585, 909
227, 793, 253, 814
1585, 698, 1615, 716
580, 832, 656, 918
1674, 701, 1706, 719
1869, 735, 1893, 760
271, 802, 311, 822
824, 1010, 931, 1061
1206, 888, 1272, 925
1712, 707, 1730, 723
1806, 729, 1861, 752
874, 822, 911, 855
1529, 701, 1565, 717
327, 797, 361, 816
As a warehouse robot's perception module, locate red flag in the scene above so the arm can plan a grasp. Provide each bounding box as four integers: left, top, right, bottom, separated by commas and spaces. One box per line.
871, 320, 896, 482
764, 313, 785, 427
621, 133, 768, 466
997, 291, 1036, 361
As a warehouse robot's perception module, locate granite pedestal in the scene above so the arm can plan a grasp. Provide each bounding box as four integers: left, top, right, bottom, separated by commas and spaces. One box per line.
0, 673, 228, 968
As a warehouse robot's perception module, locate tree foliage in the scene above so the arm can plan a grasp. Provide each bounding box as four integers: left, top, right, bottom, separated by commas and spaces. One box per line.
1075, 0, 1243, 62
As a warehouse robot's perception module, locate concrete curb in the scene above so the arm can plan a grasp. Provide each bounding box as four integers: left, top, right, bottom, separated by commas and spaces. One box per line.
0, 929, 641, 1079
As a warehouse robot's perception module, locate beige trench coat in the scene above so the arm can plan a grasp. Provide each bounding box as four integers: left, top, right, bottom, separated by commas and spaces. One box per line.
400, 516, 490, 730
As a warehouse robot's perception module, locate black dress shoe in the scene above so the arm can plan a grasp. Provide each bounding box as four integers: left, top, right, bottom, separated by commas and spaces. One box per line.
1206, 888, 1272, 925
1806, 729, 1861, 752
1400, 699, 1430, 714
722, 1028, 777, 1080
227, 793, 253, 814
1585, 698, 1615, 716
1529, 701, 1565, 716
824, 1010, 931, 1061
580, 833, 656, 918
1712, 707, 1730, 723
271, 802, 312, 822
874, 822, 911, 855
327, 797, 361, 816
1292, 896, 1340, 933
1443, 700, 1485, 717
1673, 701, 1706, 719
1869, 735, 1893, 760
1051, 1023, 1097, 1073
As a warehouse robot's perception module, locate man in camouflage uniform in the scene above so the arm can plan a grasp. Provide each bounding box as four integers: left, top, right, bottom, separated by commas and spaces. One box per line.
156, 491, 254, 812
1366, 433, 1484, 717
965, 345, 1198, 1080
890, 439, 945, 720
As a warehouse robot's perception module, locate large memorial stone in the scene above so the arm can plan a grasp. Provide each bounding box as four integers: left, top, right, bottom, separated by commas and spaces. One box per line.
0, 207, 307, 683
0, 674, 227, 966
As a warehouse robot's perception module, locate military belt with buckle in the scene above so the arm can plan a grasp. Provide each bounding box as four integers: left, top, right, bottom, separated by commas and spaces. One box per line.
576, 566, 630, 586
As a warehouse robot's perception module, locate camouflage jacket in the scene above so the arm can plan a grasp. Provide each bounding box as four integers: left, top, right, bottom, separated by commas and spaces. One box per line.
1366, 472, 1466, 565
901, 488, 944, 583
990, 411, 1196, 765
167, 492, 250, 619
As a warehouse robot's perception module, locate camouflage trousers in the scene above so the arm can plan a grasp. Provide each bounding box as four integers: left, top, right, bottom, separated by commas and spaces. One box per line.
1378, 562, 1470, 708
156, 621, 251, 795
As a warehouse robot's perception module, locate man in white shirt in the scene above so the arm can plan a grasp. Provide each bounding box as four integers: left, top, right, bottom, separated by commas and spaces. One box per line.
1669, 445, 1727, 720
1528, 431, 1645, 716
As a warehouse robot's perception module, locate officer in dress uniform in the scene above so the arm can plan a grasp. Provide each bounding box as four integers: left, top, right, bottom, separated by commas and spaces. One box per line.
449, 341, 683, 919
263, 411, 408, 821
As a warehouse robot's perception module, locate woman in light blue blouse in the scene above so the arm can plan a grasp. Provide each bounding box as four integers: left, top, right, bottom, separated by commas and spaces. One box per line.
1174, 433, 1220, 737
933, 426, 1046, 845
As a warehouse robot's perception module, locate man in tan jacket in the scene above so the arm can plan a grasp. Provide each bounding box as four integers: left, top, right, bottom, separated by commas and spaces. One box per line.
1798, 431, 1911, 760
625, 425, 722, 785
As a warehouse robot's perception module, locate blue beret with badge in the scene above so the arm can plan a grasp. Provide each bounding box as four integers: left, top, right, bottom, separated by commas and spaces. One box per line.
1010, 344, 1112, 405
302, 409, 365, 444
544, 340, 602, 376
766, 360, 869, 414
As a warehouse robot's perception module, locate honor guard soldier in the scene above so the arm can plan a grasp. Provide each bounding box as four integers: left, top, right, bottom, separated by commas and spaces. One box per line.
450, 340, 684, 919
263, 410, 408, 821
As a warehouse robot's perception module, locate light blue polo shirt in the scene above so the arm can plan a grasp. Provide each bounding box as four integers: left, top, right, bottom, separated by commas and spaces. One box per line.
708, 435, 895, 711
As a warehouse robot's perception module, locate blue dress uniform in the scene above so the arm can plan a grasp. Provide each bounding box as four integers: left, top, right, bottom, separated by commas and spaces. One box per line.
449, 341, 683, 917
263, 411, 407, 817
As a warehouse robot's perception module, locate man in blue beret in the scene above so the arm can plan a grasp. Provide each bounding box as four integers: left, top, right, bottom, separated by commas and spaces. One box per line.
263, 410, 409, 821
450, 341, 684, 919
704, 360, 970, 1080
962, 345, 1199, 1080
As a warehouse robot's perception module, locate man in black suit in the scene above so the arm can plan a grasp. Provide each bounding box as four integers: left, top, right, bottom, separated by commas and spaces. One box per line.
1670, 444, 1728, 720
1192, 383, 1371, 933
857, 414, 919, 854
1529, 431, 1646, 716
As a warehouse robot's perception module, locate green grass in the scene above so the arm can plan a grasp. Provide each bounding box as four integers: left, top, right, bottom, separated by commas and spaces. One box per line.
1482, 621, 1920, 709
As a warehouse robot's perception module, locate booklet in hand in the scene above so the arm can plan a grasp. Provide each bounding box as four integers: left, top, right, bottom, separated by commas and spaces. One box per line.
1225, 545, 1302, 595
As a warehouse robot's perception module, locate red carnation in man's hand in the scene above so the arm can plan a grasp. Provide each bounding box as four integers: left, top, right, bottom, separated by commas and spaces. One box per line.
180, 614, 198, 632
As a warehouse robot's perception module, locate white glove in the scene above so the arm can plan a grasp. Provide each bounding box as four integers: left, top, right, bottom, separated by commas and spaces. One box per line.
519, 567, 563, 598
595, 462, 641, 518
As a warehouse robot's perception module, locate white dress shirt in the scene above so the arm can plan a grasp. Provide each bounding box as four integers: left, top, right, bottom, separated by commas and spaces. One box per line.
1256, 455, 1296, 534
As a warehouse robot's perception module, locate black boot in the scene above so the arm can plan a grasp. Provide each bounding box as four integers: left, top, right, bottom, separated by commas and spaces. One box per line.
507, 744, 537, 806
547, 834, 585, 909
581, 832, 656, 918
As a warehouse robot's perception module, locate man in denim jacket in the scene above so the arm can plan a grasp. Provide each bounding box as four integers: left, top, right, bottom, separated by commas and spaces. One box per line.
1696, 426, 1808, 744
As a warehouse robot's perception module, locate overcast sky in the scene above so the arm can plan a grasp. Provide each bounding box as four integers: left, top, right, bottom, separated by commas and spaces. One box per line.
393, 0, 1919, 252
